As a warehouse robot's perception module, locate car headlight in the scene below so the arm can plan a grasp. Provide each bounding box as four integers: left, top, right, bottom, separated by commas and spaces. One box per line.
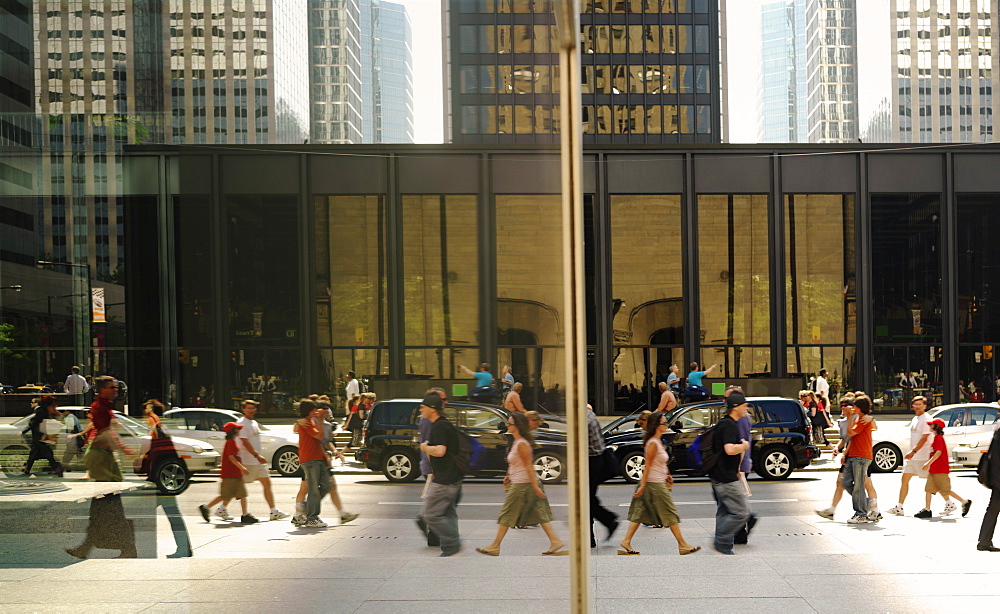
966, 441, 979, 449
192, 445, 205, 454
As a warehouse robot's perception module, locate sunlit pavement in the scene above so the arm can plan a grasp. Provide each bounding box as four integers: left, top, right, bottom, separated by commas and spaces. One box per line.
2, 464, 999, 613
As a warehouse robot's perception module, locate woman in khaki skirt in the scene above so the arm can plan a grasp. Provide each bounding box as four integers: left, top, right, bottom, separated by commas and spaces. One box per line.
618, 412, 701, 555
476, 413, 567, 556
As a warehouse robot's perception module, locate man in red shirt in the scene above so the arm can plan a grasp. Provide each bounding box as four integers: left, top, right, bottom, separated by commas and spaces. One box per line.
296, 399, 330, 528
843, 394, 875, 523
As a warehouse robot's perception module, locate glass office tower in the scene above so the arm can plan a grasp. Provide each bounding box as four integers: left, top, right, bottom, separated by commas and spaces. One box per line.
758, 0, 808, 142
804, 0, 858, 143
446, 0, 722, 144
360, 0, 415, 143
892, 0, 996, 143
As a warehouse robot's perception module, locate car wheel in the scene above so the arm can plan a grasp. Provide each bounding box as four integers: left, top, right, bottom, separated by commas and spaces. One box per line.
274, 446, 301, 477
755, 445, 794, 480
533, 452, 565, 483
620, 451, 645, 484
871, 442, 902, 473
383, 450, 419, 482
0, 445, 30, 473
152, 458, 190, 495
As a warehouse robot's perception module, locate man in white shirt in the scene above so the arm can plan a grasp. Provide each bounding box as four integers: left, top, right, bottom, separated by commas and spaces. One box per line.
813, 369, 830, 400
64, 366, 90, 405
887, 395, 933, 516
345, 371, 360, 402
236, 399, 288, 522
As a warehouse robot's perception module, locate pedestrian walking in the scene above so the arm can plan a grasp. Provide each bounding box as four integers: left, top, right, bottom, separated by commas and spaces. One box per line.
710, 392, 753, 555
841, 394, 877, 524
815, 395, 881, 521
59, 405, 86, 469
811, 368, 830, 400
341, 394, 363, 451
460, 363, 496, 402
345, 371, 360, 402
725, 385, 759, 545
914, 418, 972, 519
293, 399, 332, 528
476, 413, 567, 557
666, 364, 681, 395
292, 401, 359, 526
617, 412, 700, 556
416, 393, 463, 556
63, 366, 89, 406
586, 403, 619, 547
800, 391, 829, 445
198, 422, 251, 522
416, 388, 448, 546
977, 426, 1000, 551
504, 382, 527, 413
83, 376, 132, 482
500, 365, 515, 396
21, 395, 63, 477
654, 381, 678, 414
887, 395, 933, 516
235, 399, 289, 522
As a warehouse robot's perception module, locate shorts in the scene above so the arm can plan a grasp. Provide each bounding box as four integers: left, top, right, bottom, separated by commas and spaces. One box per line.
242, 462, 269, 482
902, 458, 929, 478
925, 473, 951, 495
220, 477, 248, 500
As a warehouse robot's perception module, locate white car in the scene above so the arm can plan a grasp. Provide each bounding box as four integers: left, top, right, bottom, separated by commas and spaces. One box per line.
949, 405, 1000, 468
0, 408, 219, 495
162, 408, 301, 477
869, 403, 1000, 472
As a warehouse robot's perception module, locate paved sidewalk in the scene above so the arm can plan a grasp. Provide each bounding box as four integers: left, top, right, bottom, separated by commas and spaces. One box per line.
3, 494, 999, 613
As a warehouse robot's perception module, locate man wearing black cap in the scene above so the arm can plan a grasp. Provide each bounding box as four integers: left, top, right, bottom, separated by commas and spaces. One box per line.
710, 392, 753, 555
416, 393, 463, 556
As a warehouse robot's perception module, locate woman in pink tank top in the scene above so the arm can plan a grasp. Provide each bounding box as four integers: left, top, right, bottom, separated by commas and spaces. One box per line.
476, 413, 567, 557
619, 412, 701, 556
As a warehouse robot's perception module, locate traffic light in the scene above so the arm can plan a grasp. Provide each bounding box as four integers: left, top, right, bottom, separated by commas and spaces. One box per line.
985, 346, 994, 360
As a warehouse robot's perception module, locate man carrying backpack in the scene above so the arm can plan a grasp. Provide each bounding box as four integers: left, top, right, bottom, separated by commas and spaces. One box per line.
417, 393, 463, 557
977, 426, 1000, 552
710, 392, 753, 555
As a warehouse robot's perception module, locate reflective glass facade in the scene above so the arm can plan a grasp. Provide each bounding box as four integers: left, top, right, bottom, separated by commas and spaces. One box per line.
446, 0, 721, 144
892, 0, 996, 143
804, 0, 858, 143
758, 0, 808, 142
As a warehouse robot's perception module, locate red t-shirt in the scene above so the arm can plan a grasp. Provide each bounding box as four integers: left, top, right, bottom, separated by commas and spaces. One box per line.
929, 434, 950, 473
847, 416, 873, 460
90, 397, 114, 431
220, 438, 243, 478
297, 419, 325, 462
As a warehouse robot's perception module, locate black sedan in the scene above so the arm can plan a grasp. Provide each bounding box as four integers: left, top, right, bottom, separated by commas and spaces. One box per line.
602, 397, 819, 483
356, 399, 569, 483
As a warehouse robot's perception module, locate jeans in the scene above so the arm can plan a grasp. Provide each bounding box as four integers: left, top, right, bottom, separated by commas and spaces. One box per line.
301, 460, 330, 521
841, 456, 872, 517
419, 481, 462, 555
979, 489, 1000, 548
711, 479, 751, 552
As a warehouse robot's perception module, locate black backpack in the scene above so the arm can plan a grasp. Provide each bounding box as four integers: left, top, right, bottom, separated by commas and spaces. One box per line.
453, 429, 486, 476
688, 424, 721, 475
978, 448, 993, 488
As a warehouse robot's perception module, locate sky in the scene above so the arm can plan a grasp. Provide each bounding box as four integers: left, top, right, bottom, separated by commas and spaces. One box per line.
402, 0, 891, 144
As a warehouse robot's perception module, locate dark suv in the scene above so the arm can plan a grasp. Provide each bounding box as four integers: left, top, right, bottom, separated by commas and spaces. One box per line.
602, 397, 819, 483
356, 399, 568, 483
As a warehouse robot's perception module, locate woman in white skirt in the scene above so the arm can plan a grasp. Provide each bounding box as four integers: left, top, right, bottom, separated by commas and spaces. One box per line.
618, 412, 701, 556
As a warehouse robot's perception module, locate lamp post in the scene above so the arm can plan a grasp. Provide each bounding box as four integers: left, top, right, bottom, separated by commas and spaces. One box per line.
37, 260, 92, 374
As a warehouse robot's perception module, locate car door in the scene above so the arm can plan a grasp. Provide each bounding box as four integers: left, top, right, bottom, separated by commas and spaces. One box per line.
933, 407, 967, 439
459, 406, 509, 471
966, 405, 1000, 439
170, 410, 228, 453
666, 404, 720, 471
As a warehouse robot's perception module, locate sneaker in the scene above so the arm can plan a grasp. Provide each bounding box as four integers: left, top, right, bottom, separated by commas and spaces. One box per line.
240, 514, 259, 524
847, 515, 870, 524
216, 507, 233, 521
942, 501, 957, 516
291, 514, 307, 526
886, 504, 904, 516
340, 512, 359, 525
914, 508, 932, 519
815, 508, 835, 520
962, 500, 972, 517
867, 511, 883, 522
269, 509, 290, 521
198, 504, 210, 522
866, 498, 877, 514
303, 519, 328, 528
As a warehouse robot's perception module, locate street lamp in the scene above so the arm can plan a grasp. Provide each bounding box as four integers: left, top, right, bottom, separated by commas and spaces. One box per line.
37, 260, 92, 373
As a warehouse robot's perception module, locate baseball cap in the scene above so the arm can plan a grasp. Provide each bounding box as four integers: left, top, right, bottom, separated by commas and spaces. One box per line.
929, 418, 946, 429
421, 394, 444, 411
222, 422, 243, 433
724, 392, 748, 409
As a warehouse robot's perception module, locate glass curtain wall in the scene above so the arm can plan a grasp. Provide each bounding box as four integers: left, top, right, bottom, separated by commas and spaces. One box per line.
697, 194, 770, 377
871, 193, 942, 407
784, 194, 857, 396
174, 195, 215, 408
957, 194, 1000, 402
315, 195, 388, 404
401, 195, 479, 380
610, 194, 683, 413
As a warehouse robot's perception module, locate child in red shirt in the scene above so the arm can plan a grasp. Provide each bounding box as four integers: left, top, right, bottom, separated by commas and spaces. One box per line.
198, 422, 251, 522
916, 419, 972, 519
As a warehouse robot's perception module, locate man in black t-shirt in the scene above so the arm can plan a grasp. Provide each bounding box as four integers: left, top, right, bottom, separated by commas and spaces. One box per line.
416, 394, 462, 556
710, 392, 752, 555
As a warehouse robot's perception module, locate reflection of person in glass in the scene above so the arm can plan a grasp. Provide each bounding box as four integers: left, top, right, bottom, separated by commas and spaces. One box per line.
21, 395, 64, 477
83, 376, 133, 481
64, 493, 137, 559
459, 363, 496, 402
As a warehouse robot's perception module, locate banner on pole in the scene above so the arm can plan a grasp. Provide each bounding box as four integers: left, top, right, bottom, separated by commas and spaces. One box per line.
92, 287, 106, 323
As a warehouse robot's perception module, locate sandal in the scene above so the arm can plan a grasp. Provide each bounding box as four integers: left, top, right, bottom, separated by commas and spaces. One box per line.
541, 549, 569, 556
679, 545, 702, 555
475, 547, 500, 557
617, 547, 640, 555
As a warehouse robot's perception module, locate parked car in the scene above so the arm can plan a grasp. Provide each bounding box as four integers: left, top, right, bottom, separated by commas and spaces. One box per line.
161, 407, 302, 477
602, 397, 819, 483
867, 403, 1000, 472
952, 414, 1000, 468
356, 399, 568, 483
0, 409, 218, 495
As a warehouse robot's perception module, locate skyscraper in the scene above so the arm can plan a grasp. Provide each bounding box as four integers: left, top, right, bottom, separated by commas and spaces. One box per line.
308, 0, 414, 144
755, 0, 858, 144
445, 0, 722, 144
892, 0, 995, 143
